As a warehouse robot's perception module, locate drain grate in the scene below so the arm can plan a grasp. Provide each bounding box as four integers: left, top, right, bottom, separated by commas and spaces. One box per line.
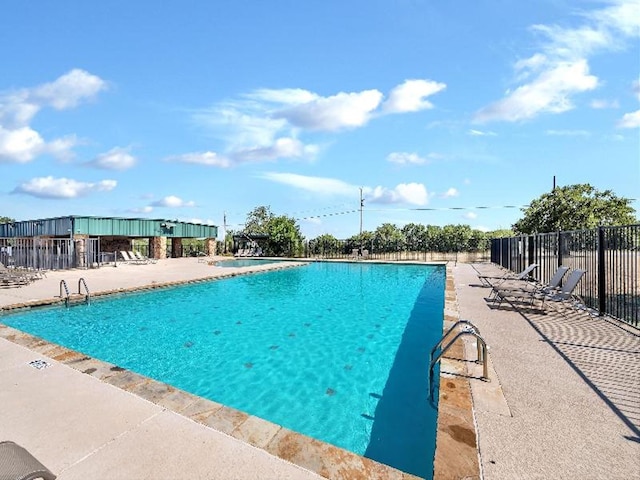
28, 359, 51, 370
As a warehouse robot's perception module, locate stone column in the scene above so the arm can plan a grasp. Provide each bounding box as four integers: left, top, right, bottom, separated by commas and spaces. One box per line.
205, 238, 216, 256
73, 234, 89, 268
171, 238, 182, 258
150, 236, 167, 260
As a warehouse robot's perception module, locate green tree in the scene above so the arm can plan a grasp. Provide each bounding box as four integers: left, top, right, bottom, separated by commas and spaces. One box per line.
402, 223, 427, 251
373, 223, 405, 252
424, 225, 444, 251
244, 206, 273, 234
309, 234, 341, 256
266, 215, 305, 256
441, 224, 473, 252
486, 228, 515, 239
513, 184, 636, 234
0, 216, 14, 224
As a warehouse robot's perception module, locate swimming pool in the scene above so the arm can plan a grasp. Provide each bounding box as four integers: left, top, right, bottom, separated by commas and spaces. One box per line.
215, 258, 288, 268
2, 261, 444, 478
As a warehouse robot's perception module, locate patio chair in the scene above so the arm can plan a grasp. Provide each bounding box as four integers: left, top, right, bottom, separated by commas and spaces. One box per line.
131, 251, 156, 264
477, 263, 538, 287
495, 268, 586, 309
0, 263, 33, 284
491, 265, 569, 304
0, 441, 56, 480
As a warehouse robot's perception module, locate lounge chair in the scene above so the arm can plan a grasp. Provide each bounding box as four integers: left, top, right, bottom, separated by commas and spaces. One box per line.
0, 262, 35, 284
495, 268, 586, 309
119, 251, 146, 265
131, 251, 156, 264
0, 440, 56, 480
491, 266, 569, 304
477, 263, 538, 287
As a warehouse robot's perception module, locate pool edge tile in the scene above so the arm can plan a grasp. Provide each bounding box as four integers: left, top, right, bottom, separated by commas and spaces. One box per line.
432, 263, 481, 480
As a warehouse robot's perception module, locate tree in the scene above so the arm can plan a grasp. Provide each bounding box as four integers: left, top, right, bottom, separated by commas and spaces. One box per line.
266, 215, 305, 256
0, 216, 14, 224
513, 184, 636, 234
309, 234, 341, 256
402, 223, 427, 251
244, 206, 273, 234
373, 223, 405, 252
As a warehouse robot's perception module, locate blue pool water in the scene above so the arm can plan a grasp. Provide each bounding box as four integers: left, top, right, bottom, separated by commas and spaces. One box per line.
215, 258, 288, 268
2, 262, 444, 478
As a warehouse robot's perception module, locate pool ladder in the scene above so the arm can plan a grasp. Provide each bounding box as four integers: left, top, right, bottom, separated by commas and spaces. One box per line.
428, 320, 488, 400
59, 278, 91, 307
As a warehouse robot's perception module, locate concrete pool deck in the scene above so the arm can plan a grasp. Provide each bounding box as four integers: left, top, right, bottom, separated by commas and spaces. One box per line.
0, 258, 638, 479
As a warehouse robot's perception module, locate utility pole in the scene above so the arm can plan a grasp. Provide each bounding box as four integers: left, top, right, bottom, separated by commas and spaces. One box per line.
359, 187, 364, 253
223, 211, 227, 254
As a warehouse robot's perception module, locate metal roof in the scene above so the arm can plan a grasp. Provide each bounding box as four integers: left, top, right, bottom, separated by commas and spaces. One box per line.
0, 215, 218, 239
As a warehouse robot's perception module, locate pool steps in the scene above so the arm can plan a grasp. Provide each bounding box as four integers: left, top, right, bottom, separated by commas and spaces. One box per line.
428, 320, 489, 399
59, 278, 91, 307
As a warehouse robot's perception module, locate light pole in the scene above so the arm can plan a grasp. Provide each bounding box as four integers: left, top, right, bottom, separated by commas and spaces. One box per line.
359, 187, 364, 253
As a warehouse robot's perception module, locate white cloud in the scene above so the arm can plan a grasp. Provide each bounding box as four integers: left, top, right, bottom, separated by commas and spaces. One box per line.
475, 0, 639, 123
463, 212, 478, 220
0, 126, 45, 163
0, 69, 106, 163
617, 109, 640, 128
382, 79, 446, 113
475, 60, 598, 122
387, 152, 429, 165
232, 137, 318, 163
633, 79, 640, 101
166, 151, 231, 168
276, 89, 383, 131
468, 129, 497, 136
190, 79, 445, 166
260, 172, 429, 206
89, 147, 136, 170
366, 183, 428, 206
259, 172, 357, 196
13, 176, 116, 199
546, 129, 590, 136
31, 69, 107, 110
245, 88, 319, 105
442, 187, 459, 198
150, 195, 196, 208
129, 206, 154, 214
590, 99, 619, 109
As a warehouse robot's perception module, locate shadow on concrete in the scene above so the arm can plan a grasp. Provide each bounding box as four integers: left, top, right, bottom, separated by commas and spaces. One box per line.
512, 303, 640, 443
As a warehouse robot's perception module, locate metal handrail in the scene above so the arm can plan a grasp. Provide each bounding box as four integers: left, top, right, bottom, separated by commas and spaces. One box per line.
78, 277, 90, 305
428, 324, 489, 399
430, 320, 483, 364
59, 280, 70, 307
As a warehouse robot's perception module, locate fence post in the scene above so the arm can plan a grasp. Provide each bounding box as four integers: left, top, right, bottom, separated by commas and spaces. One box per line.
557, 231, 563, 268
527, 235, 535, 269
597, 226, 606, 317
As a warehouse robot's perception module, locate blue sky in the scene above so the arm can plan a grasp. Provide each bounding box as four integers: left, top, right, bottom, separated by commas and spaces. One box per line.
1, 0, 638, 239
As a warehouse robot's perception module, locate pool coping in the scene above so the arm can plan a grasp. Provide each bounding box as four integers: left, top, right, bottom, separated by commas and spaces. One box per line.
0, 260, 479, 480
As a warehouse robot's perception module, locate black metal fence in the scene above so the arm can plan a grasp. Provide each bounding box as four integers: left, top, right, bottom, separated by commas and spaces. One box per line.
491, 225, 640, 327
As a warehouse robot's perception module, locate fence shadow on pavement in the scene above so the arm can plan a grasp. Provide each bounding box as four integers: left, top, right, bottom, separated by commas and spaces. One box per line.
509, 303, 640, 443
